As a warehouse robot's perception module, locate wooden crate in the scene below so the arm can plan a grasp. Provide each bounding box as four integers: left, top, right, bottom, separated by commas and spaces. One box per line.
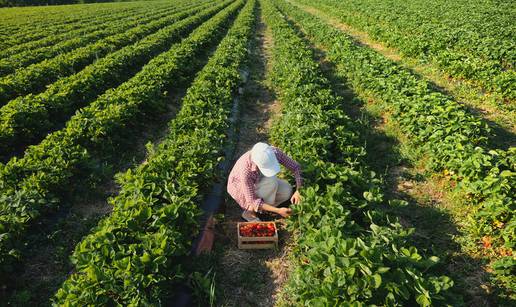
237, 221, 278, 249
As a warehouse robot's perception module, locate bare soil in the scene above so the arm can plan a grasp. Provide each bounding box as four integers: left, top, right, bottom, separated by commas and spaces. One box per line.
214, 6, 294, 307
3, 91, 183, 306
292, 0, 515, 147
282, 6, 499, 305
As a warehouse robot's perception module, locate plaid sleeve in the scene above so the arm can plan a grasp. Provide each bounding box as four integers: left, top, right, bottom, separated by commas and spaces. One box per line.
273, 147, 303, 189
242, 168, 264, 212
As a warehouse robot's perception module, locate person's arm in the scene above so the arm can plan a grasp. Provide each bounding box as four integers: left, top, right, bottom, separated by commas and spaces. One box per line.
273, 147, 303, 188
273, 147, 303, 204
242, 172, 263, 212
241, 170, 292, 217
261, 203, 292, 217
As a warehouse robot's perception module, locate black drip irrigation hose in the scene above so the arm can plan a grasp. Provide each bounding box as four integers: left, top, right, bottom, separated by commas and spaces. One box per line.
192, 82, 242, 251
170, 69, 248, 306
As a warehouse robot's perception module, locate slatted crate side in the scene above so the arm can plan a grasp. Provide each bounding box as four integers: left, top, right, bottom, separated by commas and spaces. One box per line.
237, 221, 279, 249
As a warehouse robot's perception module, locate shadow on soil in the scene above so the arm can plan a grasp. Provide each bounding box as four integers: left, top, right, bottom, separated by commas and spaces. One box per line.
207, 5, 292, 306
2, 33, 226, 303
293, 1, 515, 152
282, 14, 511, 306
2, 89, 185, 306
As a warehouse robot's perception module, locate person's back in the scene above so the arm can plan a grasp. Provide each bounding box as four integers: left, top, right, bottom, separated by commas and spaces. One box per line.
227, 142, 303, 221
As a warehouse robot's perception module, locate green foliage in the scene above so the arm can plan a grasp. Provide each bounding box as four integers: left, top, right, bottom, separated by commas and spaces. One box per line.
0, 0, 214, 105
0, 0, 146, 8
0, 6, 164, 78
274, 0, 515, 291
189, 269, 217, 306
0, 0, 244, 276
0, 1, 167, 45
53, 0, 255, 303
0, 0, 230, 156
262, 0, 458, 305
0, 3, 162, 58
297, 0, 516, 102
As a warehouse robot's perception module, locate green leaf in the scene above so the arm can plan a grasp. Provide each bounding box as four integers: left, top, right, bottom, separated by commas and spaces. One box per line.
377, 267, 390, 273
416, 294, 431, 307
429, 256, 440, 263
141, 253, 151, 263
372, 274, 382, 288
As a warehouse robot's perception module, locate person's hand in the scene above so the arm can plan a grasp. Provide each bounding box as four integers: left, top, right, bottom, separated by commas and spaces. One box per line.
290, 190, 301, 205
277, 207, 292, 218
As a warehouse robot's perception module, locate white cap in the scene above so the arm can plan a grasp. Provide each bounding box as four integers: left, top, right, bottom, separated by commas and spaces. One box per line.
251, 142, 280, 177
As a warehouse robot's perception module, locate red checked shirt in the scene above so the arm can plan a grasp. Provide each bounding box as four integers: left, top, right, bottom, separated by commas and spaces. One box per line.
227, 147, 302, 212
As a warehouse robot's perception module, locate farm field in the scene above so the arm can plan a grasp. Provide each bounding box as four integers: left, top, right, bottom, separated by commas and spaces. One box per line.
0, 0, 514, 305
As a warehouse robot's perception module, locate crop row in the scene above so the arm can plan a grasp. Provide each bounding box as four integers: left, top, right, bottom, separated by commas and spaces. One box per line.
0, 4, 118, 36
0, 0, 214, 106
275, 0, 515, 291
262, 0, 456, 305
0, 1, 228, 157
302, 0, 516, 66
0, 1, 186, 60
0, 0, 243, 276
0, 4, 155, 51
296, 0, 516, 101
0, 0, 143, 24
0, 4, 188, 78
54, 0, 255, 304
0, 0, 231, 159
0, 0, 162, 39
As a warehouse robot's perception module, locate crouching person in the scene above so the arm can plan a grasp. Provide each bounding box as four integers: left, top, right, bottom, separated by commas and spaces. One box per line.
227, 142, 302, 222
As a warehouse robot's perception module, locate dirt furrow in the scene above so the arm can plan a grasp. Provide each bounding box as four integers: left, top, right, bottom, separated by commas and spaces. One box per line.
213, 4, 293, 306
279, 4, 503, 305
290, 0, 515, 148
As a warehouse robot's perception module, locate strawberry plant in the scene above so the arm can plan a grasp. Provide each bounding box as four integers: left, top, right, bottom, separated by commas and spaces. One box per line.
0, 6, 161, 59
262, 0, 457, 305
0, 0, 244, 276
54, 1, 256, 303
0, 0, 232, 158
0, 0, 200, 59
296, 0, 516, 102
0, 0, 174, 49
0, 0, 214, 105
274, 0, 514, 294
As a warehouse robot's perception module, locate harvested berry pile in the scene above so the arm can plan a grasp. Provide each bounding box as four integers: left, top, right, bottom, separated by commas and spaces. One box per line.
239, 222, 276, 237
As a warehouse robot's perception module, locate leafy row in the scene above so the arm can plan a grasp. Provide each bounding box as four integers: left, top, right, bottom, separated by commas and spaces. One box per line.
0, 1, 182, 59
0, 1, 171, 49
0, 3, 182, 77
262, 0, 456, 305
0, 3, 124, 36
54, 0, 255, 304
0, 0, 231, 158
296, 0, 516, 102
0, 0, 145, 26
0, 0, 213, 105
0, 0, 243, 276
276, 0, 515, 293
